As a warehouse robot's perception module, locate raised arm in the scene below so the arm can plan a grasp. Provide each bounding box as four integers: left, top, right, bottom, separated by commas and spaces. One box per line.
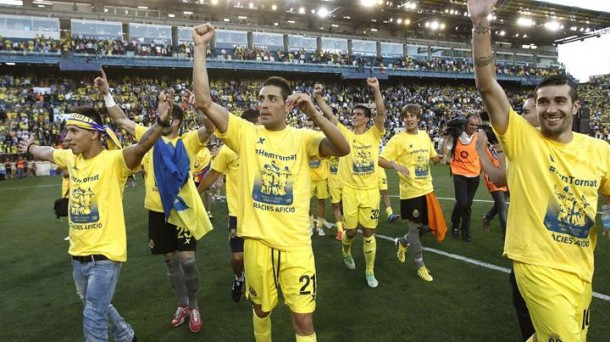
475, 129, 507, 186
185, 89, 216, 144
19, 136, 55, 162
469, 0, 510, 134
313, 83, 338, 125
368, 77, 386, 131
122, 92, 171, 169
192, 23, 231, 133
287, 93, 350, 158
94, 68, 136, 136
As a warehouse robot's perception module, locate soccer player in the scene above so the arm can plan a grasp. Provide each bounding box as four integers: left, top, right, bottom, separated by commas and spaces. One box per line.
19, 102, 171, 341
313, 84, 344, 241
378, 104, 445, 282
441, 113, 481, 242
197, 108, 261, 303
95, 70, 214, 333
305, 118, 330, 237
192, 145, 213, 218
193, 23, 350, 342
469, 0, 610, 340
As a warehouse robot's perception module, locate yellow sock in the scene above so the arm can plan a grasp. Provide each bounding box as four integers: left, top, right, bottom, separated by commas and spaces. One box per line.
316, 217, 324, 229
363, 235, 377, 273
253, 311, 271, 342
385, 207, 393, 217
341, 231, 354, 257
336, 221, 344, 233
296, 332, 317, 342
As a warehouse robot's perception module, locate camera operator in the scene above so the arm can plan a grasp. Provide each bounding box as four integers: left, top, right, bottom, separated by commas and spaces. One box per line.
440, 113, 481, 242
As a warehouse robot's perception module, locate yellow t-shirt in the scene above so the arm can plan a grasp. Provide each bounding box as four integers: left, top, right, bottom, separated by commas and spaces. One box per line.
217, 115, 324, 251
211, 145, 239, 216
192, 147, 212, 176
135, 125, 204, 212
499, 109, 610, 282
309, 158, 328, 181
380, 130, 437, 199
338, 123, 384, 190
53, 149, 135, 262
327, 156, 342, 187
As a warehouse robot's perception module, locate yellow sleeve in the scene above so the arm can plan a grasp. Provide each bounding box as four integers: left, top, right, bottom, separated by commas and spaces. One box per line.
495, 108, 537, 161
380, 135, 399, 161
52, 149, 70, 170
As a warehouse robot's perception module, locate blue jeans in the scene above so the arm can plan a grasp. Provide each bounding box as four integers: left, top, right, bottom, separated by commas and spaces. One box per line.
72, 259, 135, 342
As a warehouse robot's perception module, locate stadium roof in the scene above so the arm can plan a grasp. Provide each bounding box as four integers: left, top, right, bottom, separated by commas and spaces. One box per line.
4, 0, 609, 46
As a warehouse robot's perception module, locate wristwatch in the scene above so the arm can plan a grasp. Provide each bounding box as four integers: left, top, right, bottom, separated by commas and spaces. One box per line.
157, 116, 171, 127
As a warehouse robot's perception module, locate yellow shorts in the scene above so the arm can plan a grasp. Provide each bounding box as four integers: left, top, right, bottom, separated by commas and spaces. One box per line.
377, 168, 388, 191
328, 176, 343, 204
513, 261, 592, 341
244, 239, 317, 314
342, 185, 380, 229
310, 179, 329, 200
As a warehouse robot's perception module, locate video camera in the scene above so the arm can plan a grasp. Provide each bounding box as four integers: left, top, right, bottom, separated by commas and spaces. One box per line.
444, 115, 467, 138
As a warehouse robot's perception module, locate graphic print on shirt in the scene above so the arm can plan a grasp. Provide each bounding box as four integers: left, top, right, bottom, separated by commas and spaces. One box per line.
253, 150, 295, 207
544, 154, 595, 246
69, 173, 100, 227
352, 140, 374, 175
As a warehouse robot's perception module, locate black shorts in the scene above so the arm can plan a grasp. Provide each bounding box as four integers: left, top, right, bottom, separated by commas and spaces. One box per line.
228, 215, 244, 253
400, 196, 428, 225
148, 210, 197, 255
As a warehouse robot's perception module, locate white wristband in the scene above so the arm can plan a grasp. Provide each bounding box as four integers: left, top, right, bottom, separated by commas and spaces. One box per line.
103, 93, 116, 108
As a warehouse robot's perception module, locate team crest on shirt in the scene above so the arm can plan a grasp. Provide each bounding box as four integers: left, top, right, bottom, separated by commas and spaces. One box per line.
548, 334, 562, 342
351, 140, 374, 174
412, 209, 420, 218
68, 175, 101, 230
248, 286, 258, 298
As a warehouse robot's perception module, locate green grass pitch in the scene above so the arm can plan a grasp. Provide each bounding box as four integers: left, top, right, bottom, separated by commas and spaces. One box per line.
1, 164, 609, 341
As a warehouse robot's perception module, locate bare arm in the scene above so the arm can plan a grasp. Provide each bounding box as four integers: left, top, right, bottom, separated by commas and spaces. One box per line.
122, 92, 171, 169
469, 0, 510, 134
475, 130, 507, 186
313, 83, 338, 125
192, 23, 230, 133
18, 136, 55, 162
196, 169, 222, 193
184, 89, 216, 144
94, 68, 136, 136
379, 156, 410, 178
368, 77, 386, 131
287, 93, 350, 158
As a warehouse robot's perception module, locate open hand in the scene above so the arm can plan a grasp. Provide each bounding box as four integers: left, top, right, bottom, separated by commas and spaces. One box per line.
467, 0, 497, 23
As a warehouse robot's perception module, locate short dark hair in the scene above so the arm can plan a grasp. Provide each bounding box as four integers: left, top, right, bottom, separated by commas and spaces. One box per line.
400, 104, 422, 120
70, 106, 103, 125
242, 108, 260, 124
262, 76, 292, 102
535, 75, 578, 103
466, 113, 481, 122
526, 92, 535, 100
353, 104, 372, 118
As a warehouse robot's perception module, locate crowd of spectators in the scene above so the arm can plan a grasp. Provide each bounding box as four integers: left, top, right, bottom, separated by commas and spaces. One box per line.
1, 73, 608, 175
0, 34, 566, 77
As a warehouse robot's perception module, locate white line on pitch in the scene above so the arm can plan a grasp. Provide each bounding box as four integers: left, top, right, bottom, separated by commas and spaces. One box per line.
315, 218, 610, 303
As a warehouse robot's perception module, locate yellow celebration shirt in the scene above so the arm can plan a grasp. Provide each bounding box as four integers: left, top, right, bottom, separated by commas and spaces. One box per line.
499, 109, 610, 282
309, 158, 328, 181
380, 130, 437, 199
217, 115, 324, 251
53, 149, 136, 262
338, 123, 384, 190
211, 145, 239, 216
135, 125, 204, 212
